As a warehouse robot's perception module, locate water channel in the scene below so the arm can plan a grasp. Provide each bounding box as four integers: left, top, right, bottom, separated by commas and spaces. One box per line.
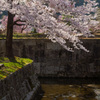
37, 78, 100, 100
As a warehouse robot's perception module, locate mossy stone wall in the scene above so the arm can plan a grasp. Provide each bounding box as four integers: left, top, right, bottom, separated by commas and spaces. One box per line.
0, 39, 100, 77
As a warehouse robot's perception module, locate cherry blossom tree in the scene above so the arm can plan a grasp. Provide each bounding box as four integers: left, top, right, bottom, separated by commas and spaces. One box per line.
0, 0, 99, 57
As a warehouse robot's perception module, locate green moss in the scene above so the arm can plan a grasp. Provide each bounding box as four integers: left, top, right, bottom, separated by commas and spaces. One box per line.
0, 33, 46, 39
0, 57, 33, 80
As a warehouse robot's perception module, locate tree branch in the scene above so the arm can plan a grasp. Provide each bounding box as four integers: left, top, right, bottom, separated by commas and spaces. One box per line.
14, 23, 26, 26
21, 25, 27, 33
13, 19, 26, 25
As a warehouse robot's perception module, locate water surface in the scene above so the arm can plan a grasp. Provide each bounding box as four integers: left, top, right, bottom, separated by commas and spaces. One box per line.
38, 78, 100, 100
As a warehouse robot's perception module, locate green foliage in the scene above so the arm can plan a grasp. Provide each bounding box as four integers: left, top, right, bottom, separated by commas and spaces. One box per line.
0, 57, 33, 80
0, 33, 47, 39
62, 14, 74, 19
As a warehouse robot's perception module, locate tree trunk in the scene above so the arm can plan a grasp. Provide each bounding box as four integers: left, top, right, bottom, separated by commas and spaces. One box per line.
6, 12, 14, 57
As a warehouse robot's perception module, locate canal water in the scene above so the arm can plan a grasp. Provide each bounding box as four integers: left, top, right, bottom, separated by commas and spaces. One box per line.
37, 78, 100, 100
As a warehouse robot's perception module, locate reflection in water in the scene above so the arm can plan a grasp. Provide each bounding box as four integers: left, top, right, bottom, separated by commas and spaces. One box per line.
38, 78, 100, 100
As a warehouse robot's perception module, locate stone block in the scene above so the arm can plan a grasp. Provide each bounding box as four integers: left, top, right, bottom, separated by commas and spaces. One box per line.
46, 42, 61, 50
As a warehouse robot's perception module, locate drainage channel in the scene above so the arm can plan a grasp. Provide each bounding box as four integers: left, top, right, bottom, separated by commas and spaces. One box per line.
36, 78, 100, 100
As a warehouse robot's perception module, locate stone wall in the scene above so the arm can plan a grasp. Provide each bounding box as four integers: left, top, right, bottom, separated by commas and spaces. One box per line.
0, 39, 100, 77
0, 63, 40, 100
